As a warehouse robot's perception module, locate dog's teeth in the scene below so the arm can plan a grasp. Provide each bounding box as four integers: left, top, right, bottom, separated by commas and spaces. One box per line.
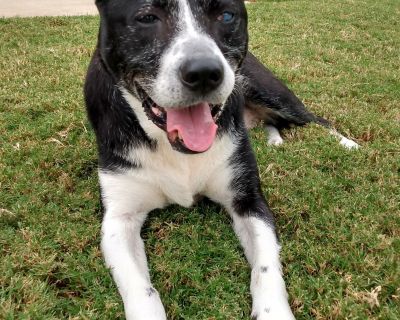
152, 107, 161, 116
168, 131, 178, 141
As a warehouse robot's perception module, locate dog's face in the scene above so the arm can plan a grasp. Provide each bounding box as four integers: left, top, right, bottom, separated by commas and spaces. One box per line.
96, 0, 248, 153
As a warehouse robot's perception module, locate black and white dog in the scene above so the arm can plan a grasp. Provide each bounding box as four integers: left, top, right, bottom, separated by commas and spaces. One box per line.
84, 1, 358, 319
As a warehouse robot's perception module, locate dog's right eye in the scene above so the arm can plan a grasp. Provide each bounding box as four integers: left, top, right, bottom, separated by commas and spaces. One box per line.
136, 14, 159, 24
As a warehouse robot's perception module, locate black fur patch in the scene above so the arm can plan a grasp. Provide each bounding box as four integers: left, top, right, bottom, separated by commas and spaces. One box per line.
146, 287, 156, 297
241, 52, 330, 129
84, 51, 155, 171
260, 266, 269, 273
229, 128, 276, 229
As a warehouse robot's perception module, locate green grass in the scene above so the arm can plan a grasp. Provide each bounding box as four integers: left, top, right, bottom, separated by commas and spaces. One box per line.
0, 0, 399, 319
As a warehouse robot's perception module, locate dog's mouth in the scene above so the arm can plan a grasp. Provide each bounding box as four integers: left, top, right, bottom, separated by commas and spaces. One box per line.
138, 87, 223, 153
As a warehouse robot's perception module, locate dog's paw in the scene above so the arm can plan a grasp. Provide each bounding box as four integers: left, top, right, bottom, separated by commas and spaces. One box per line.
251, 290, 295, 320
265, 125, 284, 146
267, 135, 284, 146
251, 302, 295, 320
250, 266, 295, 319
124, 287, 166, 320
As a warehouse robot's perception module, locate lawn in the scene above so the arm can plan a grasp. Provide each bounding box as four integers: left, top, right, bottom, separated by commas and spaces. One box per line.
0, 0, 399, 319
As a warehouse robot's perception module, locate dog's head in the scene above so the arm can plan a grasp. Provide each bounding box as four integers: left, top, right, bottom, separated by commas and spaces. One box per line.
96, 0, 248, 153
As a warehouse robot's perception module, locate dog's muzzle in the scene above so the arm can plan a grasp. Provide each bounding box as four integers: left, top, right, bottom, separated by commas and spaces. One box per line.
137, 85, 224, 154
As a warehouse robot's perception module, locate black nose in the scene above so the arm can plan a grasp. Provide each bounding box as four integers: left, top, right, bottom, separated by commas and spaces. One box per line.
179, 57, 224, 94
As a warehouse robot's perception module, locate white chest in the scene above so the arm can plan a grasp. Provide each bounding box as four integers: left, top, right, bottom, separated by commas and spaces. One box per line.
126, 135, 235, 207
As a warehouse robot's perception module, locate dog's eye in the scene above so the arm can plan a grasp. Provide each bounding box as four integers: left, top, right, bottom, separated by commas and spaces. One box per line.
217, 11, 235, 23
136, 14, 159, 24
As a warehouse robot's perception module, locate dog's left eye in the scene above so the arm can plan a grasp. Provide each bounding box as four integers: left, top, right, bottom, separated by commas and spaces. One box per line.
217, 11, 235, 23
136, 14, 159, 24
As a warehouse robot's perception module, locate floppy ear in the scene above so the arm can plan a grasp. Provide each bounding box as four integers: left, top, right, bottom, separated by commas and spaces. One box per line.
95, 0, 106, 11
95, 0, 107, 7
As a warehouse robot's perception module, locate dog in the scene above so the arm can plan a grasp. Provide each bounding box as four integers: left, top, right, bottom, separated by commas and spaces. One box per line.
84, 1, 358, 319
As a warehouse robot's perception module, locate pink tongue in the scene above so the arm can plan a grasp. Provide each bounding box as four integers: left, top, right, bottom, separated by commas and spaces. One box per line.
166, 102, 218, 152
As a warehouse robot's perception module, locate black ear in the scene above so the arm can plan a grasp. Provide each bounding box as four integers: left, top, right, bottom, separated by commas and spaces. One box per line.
95, 0, 106, 11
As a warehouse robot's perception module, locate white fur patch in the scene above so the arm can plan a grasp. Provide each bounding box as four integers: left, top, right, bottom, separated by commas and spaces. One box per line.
339, 136, 360, 149
149, 0, 235, 108
265, 125, 284, 146
125, 136, 235, 208
330, 129, 360, 149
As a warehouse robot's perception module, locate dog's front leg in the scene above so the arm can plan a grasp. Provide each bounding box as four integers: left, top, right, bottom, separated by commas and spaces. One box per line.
231, 211, 295, 320
100, 173, 167, 320
206, 142, 295, 319
101, 212, 166, 320
208, 182, 295, 318
228, 198, 295, 320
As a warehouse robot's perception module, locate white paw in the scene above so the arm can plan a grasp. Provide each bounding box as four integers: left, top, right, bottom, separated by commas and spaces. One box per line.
251, 298, 295, 320
251, 267, 295, 320
339, 136, 360, 150
267, 135, 284, 146
265, 125, 284, 146
124, 287, 167, 320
